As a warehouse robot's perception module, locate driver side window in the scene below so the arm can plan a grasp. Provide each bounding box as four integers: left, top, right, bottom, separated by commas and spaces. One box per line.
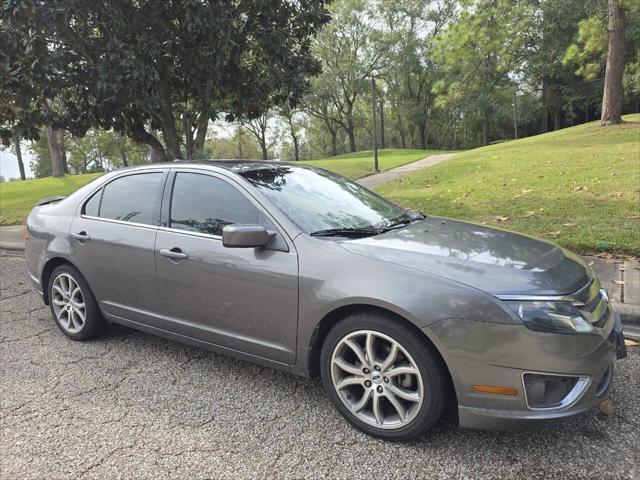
170, 173, 265, 236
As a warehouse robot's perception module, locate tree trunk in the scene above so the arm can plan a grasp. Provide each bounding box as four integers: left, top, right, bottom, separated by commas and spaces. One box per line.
397, 111, 407, 149
601, 0, 625, 125
157, 69, 183, 159
148, 129, 163, 163
482, 116, 489, 146
260, 128, 268, 160
184, 117, 195, 160
379, 98, 385, 149
418, 120, 427, 149
542, 79, 549, 132
121, 153, 129, 167
330, 131, 338, 157
59, 130, 69, 173
192, 111, 210, 159
13, 133, 26, 180
292, 134, 300, 161
346, 118, 356, 153
45, 126, 65, 177
284, 112, 300, 161
553, 109, 562, 131
237, 125, 244, 159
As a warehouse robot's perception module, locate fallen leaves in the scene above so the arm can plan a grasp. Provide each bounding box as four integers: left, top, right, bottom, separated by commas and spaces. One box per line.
547, 231, 561, 238
521, 189, 532, 195
625, 338, 639, 347
598, 399, 615, 416
562, 223, 577, 228
524, 211, 536, 218
494, 216, 509, 222
613, 280, 625, 285
573, 185, 588, 192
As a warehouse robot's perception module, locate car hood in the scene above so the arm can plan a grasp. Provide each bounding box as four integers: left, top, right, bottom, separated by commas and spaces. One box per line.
338, 217, 589, 296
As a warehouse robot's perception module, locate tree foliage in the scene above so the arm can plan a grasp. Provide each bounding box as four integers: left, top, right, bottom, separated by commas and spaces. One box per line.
1, 0, 330, 162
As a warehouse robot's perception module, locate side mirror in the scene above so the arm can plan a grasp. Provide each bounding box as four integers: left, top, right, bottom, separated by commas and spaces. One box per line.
222, 224, 276, 249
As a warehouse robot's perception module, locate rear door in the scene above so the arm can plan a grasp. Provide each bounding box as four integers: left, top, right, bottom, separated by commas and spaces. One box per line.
155, 170, 299, 365
70, 170, 167, 329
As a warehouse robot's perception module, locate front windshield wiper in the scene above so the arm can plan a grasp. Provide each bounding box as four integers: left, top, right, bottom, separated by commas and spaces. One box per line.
380, 212, 425, 232
310, 227, 382, 238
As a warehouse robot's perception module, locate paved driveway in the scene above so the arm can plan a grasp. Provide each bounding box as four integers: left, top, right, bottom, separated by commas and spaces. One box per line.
1, 255, 638, 479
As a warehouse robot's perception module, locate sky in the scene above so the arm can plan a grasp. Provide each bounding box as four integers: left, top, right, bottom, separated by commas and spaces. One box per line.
0, 146, 34, 180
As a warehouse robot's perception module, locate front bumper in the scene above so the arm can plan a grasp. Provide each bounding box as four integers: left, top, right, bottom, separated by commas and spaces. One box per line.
424, 309, 626, 430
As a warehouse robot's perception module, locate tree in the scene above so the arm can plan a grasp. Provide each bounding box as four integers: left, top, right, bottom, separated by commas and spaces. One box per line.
434, 0, 530, 145
2, 1, 330, 162
312, 0, 383, 152
601, 0, 626, 124
303, 77, 344, 156
278, 105, 304, 161
203, 124, 262, 160
378, 0, 455, 148
243, 113, 279, 160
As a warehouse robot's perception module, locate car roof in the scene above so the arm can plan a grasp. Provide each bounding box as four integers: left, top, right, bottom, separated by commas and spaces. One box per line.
120, 160, 306, 174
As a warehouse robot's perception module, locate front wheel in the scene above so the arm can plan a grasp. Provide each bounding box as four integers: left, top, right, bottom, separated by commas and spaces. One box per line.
320, 312, 448, 441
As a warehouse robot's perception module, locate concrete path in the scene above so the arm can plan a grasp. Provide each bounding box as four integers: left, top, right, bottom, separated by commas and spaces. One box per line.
587, 256, 640, 324
0, 225, 24, 253
356, 153, 457, 189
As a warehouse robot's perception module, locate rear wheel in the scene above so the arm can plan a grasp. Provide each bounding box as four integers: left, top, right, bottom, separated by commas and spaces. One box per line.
320, 312, 447, 441
48, 264, 107, 341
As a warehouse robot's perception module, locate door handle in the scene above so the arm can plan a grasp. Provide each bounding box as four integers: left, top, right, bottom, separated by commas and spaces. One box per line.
71, 231, 90, 242
160, 247, 189, 260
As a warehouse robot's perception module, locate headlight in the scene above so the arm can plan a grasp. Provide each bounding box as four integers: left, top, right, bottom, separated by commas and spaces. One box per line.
506, 301, 594, 334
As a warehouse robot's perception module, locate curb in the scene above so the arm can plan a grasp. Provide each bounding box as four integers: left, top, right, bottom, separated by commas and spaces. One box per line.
0, 242, 25, 256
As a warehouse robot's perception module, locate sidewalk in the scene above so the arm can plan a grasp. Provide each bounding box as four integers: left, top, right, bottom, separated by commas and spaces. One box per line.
1, 224, 638, 325
356, 153, 457, 189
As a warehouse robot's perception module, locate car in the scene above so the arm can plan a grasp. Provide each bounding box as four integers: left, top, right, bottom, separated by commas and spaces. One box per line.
25, 161, 627, 441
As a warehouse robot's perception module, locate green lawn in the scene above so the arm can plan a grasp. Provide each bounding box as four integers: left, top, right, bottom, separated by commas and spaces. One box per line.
377, 115, 640, 256
0, 173, 102, 225
301, 148, 443, 179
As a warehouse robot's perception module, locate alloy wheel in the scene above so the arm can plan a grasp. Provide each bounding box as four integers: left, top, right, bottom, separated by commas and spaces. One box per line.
330, 329, 424, 429
51, 273, 86, 334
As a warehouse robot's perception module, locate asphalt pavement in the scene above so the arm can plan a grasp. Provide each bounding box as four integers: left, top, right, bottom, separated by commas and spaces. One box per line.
1, 255, 639, 479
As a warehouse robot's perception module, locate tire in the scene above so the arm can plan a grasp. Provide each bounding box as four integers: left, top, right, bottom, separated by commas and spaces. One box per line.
47, 264, 107, 341
320, 312, 447, 441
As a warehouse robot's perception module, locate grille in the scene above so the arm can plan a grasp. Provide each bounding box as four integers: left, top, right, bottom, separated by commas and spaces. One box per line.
571, 277, 610, 329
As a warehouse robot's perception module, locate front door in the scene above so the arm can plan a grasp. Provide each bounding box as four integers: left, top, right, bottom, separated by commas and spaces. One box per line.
70, 170, 166, 329
155, 171, 298, 365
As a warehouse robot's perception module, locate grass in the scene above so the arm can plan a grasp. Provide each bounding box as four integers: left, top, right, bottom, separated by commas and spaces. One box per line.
377, 114, 640, 256
300, 148, 444, 179
0, 173, 102, 225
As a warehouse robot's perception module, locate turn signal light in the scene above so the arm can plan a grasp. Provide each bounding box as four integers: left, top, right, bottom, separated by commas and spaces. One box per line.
472, 385, 518, 396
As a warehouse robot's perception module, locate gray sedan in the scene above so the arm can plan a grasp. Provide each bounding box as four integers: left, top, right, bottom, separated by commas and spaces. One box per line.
25, 161, 627, 441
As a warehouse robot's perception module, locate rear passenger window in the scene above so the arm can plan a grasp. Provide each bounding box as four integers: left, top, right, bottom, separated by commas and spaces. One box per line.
83, 190, 101, 216
99, 173, 163, 225
170, 173, 263, 236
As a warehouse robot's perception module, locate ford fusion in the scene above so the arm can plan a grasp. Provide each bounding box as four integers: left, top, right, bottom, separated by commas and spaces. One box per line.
25, 162, 627, 440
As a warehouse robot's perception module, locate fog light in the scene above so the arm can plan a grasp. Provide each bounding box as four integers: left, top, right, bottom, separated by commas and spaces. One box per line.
523, 373, 589, 409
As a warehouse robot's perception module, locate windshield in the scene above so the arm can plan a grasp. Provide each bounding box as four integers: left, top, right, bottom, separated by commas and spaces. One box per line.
239, 166, 411, 235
